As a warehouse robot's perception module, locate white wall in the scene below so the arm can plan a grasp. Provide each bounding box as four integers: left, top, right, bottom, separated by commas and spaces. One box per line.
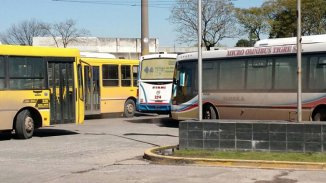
33, 37, 159, 59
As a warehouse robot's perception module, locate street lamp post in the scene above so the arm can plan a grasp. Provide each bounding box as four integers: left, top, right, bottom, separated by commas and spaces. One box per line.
198, 0, 203, 121
297, 0, 302, 122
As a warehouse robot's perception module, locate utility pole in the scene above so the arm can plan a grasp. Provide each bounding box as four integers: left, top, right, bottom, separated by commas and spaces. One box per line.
141, 0, 149, 56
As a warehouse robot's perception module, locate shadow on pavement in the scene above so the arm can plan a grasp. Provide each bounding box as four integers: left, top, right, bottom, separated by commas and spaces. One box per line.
0, 128, 79, 141
0, 132, 12, 141
85, 112, 157, 120
124, 133, 178, 137
125, 117, 179, 128
85, 113, 122, 120
33, 128, 79, 137
134, 113, 160, 117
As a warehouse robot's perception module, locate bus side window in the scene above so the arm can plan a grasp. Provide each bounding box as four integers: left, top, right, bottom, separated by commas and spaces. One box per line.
0, 57, 5, 89
179, 72, 185, 87
219, 59, 246, 90
8, 56, 46, 89
132, 65, 138, 87
121, 65, 131, 87
247, 58, 272, 90
78, 64, 84, 100
310, 56, 326, 90
274, 57, 296, 90
203, 61, 217, 90
102, 64, 119, 87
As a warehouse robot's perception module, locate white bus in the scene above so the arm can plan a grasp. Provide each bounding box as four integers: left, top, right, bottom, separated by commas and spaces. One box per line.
137, 53, 177, 114
171, 35, 326, 121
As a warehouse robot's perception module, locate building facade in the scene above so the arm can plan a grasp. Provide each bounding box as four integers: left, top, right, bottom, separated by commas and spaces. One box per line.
33, 37, 159, 59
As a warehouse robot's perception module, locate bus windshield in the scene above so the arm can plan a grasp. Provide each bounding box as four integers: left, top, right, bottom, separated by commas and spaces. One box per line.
172, 61, 198, 105
140, 58, 176, 80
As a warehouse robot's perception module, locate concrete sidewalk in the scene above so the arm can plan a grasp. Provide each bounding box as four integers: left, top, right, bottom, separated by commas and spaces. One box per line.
144, 145, 326, 170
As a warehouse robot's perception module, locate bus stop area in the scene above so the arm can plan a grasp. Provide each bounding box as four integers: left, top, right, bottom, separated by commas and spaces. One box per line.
1, 115, 326, 183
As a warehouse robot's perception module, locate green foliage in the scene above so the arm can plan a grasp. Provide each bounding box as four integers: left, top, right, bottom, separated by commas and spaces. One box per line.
174, 150, 326, 162
235, 39, 254, 47
235, 7, 268, 41
236, 0, 326, 39
264, 0, 326, 38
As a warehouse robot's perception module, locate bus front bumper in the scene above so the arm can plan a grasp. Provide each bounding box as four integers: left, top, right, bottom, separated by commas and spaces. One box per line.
137, 104, 171, 114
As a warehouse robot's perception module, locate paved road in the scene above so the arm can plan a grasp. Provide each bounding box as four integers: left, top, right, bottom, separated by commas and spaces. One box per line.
0, 114, 326, 183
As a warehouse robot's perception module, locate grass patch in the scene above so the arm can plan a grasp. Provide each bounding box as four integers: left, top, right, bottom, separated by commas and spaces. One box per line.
173, 150, 326, 163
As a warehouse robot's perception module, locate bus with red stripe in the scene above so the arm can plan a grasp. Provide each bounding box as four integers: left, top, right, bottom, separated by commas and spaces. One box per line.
171, 35, 326, 121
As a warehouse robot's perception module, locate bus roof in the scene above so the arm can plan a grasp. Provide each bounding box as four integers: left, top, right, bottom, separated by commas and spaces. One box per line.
0, 44, 80, 57
255, 34, 326, 47
80, 52, 116, 59
81, 57, 139, 65
177, 39, 326, 61
140, 53, 177, 60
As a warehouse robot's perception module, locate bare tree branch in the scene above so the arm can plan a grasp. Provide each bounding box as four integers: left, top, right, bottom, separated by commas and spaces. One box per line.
169, 0, 238, 50
43, 19, 90, 48
0, 19, 48, 45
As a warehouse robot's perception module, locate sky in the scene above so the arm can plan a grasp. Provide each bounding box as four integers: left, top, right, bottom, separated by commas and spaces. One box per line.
0, 0, 265, 47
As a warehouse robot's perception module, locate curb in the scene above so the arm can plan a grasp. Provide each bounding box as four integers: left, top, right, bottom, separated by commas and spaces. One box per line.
144, 145, 326, 170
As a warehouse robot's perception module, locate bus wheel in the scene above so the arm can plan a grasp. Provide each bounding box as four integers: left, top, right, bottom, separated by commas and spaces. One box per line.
15, 110, 34, 139
313, 108, 326, 121
124, 99, 135, 118
203, 105, 217, 119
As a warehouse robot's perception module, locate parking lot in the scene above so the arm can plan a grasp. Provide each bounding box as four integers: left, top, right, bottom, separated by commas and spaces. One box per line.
1, 114, 326, 183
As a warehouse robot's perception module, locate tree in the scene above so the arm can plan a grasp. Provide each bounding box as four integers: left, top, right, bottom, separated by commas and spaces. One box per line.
0, 19, 48, 45
235, 39, 253, 47
264, 0, 326, 38
301, 0, 326, 35
169, 0, 238, 50
43, 19, 89, 48
235, 7, 269, 41
263, 0, 296, 38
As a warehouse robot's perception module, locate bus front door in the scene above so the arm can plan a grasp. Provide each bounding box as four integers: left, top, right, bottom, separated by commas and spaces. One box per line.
84, 66, 100, 115
48, 62, 75, 124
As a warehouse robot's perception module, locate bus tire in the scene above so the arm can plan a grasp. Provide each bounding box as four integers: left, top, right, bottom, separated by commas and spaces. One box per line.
124, 99, 135, 118
203, 105, 217, 119
15, 110, 34, 139
313, 108, 326, 121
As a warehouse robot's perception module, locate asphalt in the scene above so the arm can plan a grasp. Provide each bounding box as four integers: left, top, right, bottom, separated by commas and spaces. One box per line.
144, 145, 326, 171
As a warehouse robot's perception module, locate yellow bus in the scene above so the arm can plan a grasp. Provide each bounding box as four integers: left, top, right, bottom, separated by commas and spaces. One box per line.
81, 55, 139, 117
0, 45, 84, 139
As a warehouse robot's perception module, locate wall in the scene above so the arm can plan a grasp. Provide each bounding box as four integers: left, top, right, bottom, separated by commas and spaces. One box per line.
179, 120, 326, 152
33, 37, 159, 59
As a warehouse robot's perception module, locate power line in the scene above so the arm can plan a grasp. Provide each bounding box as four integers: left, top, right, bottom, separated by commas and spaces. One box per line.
52, 0, 243, 9
52, 0, 177, 9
